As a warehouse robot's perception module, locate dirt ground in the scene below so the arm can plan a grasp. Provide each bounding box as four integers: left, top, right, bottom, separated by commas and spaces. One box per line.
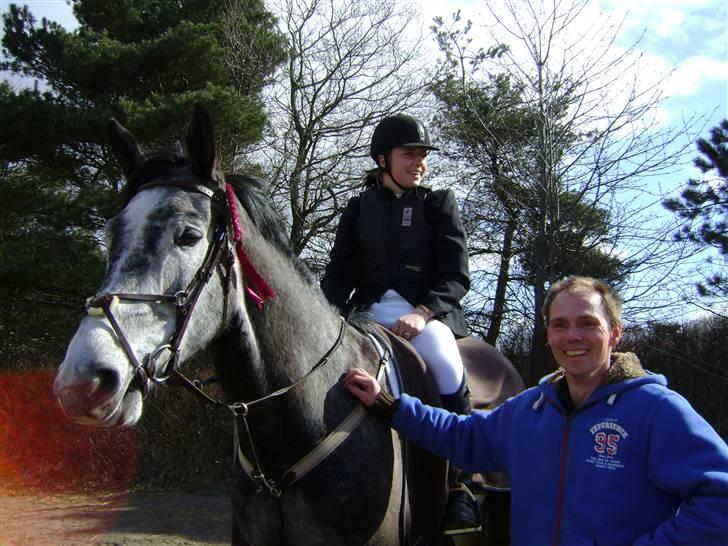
0, 487, 232, 546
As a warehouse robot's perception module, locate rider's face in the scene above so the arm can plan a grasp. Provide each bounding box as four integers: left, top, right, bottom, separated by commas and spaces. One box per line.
379, 146, 428, 191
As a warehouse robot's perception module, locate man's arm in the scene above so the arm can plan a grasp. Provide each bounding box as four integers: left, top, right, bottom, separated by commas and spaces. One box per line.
343, 367, 510, 473
635, 392, 728, 545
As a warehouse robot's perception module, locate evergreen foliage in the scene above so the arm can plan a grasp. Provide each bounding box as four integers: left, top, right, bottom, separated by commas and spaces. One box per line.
518, 191, 627, 286
0, 0, 286, 367
429, 14, 627, 351
664, 119, 728, 301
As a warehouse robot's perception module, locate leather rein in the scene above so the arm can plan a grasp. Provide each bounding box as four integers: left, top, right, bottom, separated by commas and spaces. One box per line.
84, 179, 371, 497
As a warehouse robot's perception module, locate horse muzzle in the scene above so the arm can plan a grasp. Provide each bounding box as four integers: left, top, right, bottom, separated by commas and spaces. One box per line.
54, 359, 143, 427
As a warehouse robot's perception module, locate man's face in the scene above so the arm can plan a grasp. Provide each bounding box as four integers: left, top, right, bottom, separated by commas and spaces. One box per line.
547, 289, 621, 383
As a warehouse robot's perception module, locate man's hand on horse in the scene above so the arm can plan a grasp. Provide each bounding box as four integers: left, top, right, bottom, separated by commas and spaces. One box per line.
343, 368, 381, 407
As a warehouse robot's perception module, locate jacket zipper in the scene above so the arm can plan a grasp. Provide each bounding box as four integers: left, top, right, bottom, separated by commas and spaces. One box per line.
552, 414, 572, 546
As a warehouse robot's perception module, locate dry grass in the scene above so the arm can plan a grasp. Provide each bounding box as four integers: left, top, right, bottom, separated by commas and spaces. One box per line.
1, 358, 233, 494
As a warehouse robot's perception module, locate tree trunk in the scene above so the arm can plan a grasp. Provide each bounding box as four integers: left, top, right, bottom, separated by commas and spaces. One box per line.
528, 281, 550, 386
486, 217, 516, 345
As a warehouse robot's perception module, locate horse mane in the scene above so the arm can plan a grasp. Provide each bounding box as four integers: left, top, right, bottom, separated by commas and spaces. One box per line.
117, 150, 316, 286
226, 174, 317, 285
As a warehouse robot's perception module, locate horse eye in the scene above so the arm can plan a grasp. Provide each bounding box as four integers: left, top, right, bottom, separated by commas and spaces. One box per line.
175, 227, 203, 247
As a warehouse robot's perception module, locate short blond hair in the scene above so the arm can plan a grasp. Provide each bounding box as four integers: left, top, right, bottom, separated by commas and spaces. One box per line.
543, 276, 623, 329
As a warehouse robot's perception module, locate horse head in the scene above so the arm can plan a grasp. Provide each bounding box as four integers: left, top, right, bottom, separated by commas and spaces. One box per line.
54, 104, 239, 426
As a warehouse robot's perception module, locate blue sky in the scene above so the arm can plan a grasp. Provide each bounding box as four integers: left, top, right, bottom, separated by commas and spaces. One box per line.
608, 0, 726, 131
420, 0, 727, 176
2, 0, 726, 317
0, 0, 78, 30
3, 0, 725, 139
3, 0, 725, 205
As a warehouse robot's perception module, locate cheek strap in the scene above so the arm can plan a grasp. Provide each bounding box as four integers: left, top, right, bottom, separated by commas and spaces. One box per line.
382, 156, 409, 192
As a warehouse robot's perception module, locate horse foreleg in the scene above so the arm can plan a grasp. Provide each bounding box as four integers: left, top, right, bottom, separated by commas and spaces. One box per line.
231, 513, 250, 546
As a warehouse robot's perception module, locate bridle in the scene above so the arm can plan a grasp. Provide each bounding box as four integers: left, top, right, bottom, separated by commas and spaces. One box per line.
85, 181, 232, 398
84, 177, 373, 498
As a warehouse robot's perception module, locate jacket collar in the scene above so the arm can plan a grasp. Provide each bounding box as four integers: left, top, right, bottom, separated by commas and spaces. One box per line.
547, 352, 648, 387
535, 352, 650, 412
374, 179, 430, 201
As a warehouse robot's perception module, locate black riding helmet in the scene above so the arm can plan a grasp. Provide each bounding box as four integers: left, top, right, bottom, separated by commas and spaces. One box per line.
366, 114, 439, 191
369, 114, 439, 162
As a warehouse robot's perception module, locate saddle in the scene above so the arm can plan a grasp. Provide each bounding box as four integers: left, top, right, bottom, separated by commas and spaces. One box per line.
365, 324, 521, 545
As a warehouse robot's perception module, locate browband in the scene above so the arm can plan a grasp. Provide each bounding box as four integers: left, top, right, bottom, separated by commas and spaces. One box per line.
136, 179, 221, 201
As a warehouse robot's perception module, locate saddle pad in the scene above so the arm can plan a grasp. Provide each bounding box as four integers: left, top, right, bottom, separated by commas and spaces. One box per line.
364, 329, 401, 397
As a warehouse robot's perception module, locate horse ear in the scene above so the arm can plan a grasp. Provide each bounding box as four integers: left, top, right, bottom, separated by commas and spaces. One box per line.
108, 119, 144, 177
186, 103, 219, 180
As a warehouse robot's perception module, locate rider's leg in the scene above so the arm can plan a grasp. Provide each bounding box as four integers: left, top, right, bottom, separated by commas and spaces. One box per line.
401, 337, 480, 538
368, 290, 464, 394
408, 319, 463, 395
438, 374, 483, 536
414, 336, 482, 535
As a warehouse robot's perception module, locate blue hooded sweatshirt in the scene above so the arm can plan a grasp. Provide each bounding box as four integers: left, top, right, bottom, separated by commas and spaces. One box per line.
392, 353, 728, 546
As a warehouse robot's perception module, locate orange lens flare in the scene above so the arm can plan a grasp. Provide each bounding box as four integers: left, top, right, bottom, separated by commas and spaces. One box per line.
0, 369, 138, 492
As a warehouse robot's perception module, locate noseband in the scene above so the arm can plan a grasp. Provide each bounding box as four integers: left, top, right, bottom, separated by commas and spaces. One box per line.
86, 223, 230, 397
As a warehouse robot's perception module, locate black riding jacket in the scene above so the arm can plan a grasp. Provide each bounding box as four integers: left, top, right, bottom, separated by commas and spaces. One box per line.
321, 183, 470, 337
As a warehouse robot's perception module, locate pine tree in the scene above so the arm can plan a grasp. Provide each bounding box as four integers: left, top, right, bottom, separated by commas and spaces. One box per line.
664, 119, 728, 301
0, 1, 286, 367
429, 14, 627, 353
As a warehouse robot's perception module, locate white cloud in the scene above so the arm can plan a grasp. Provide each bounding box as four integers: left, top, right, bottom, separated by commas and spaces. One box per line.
668, 56, 728, 97
654, 8, 686, 38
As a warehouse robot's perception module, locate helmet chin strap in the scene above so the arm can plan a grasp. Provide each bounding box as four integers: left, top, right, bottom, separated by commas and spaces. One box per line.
382, 156, 410, 192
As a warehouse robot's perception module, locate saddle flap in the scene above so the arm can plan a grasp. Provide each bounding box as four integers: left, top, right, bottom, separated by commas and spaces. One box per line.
371, 324, 448, 544
371, 324, 441, 407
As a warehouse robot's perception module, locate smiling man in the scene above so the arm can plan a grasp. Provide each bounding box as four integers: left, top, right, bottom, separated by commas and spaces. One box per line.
544, 277, 624, 408
344, 276, 728, 546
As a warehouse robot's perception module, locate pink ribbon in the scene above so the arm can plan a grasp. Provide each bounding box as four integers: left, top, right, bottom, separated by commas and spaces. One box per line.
225, 183, 274, 309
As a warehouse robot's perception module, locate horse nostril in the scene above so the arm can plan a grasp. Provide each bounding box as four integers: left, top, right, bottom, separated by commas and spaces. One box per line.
94, 367, 123, 399
54, 364, 124, 422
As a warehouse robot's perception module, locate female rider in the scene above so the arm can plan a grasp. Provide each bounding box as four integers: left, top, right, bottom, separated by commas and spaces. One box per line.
321, 114, 480, 536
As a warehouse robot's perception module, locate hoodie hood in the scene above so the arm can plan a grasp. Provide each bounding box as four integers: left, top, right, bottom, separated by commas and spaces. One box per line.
538, 352, 667, 410
544, 352, 648, 385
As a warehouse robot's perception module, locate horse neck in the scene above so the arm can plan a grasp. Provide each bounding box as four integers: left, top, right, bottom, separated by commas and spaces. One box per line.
210, 218, 350, 408
208, 234, 370, 474
250, 277, 346, 398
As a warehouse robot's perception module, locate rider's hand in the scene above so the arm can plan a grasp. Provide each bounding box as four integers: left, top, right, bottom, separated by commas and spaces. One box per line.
390, 306, 432, 340
343, 368, 381, 407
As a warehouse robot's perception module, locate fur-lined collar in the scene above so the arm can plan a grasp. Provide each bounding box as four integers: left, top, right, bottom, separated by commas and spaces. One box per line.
549, 352, 647, 386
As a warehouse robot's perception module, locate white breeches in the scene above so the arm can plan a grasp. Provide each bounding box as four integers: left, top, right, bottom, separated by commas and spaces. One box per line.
367, 290, 464, 395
